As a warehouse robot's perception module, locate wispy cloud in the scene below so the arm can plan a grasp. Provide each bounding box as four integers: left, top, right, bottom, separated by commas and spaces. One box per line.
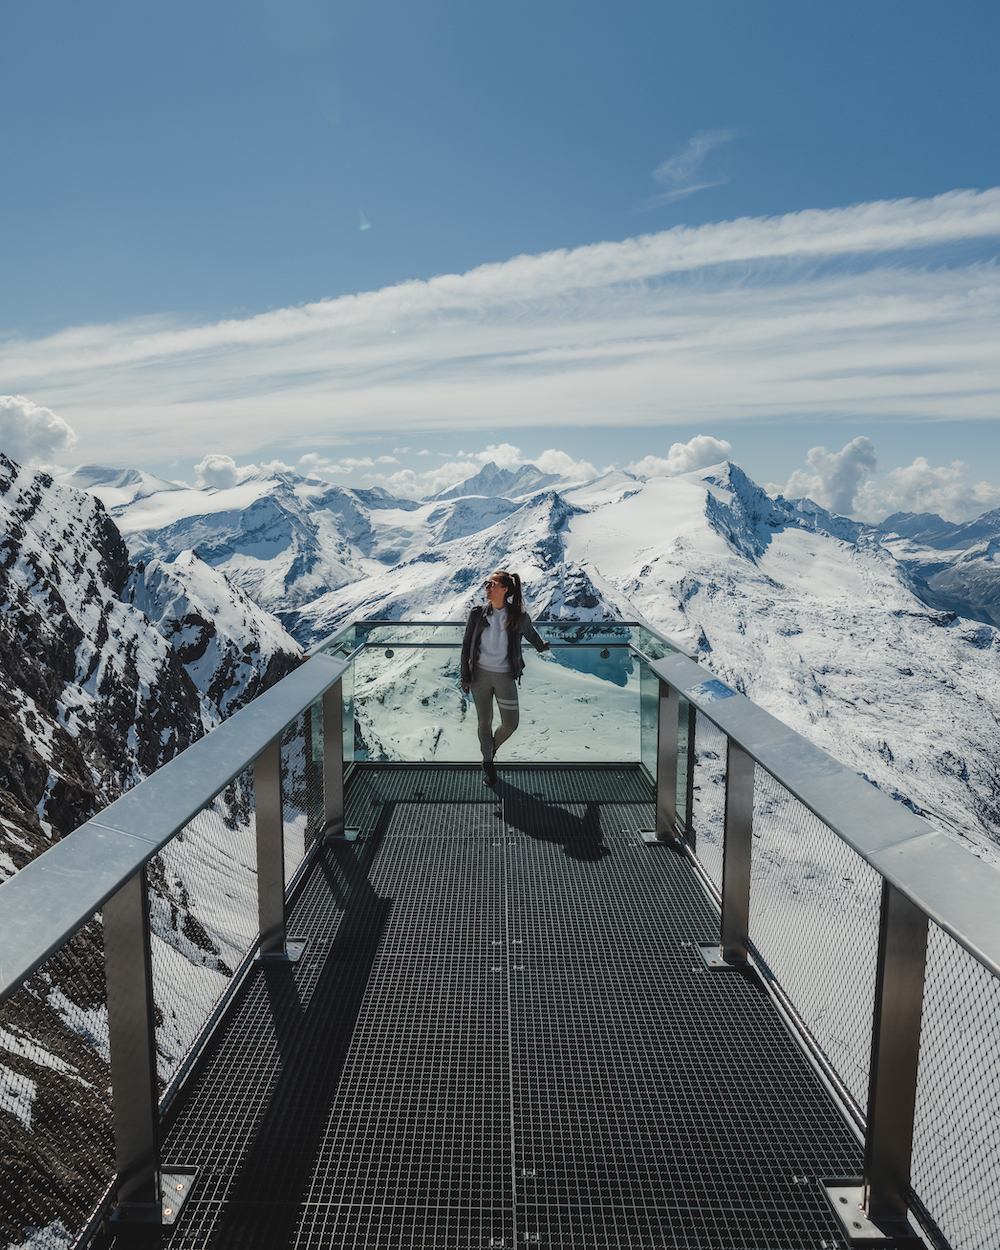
642, 129, 738, 208
1, 189, 999, 468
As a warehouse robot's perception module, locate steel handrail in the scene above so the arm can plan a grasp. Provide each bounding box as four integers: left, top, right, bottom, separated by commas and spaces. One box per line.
0, 652, 347, 1005
648, 650, 1000, 984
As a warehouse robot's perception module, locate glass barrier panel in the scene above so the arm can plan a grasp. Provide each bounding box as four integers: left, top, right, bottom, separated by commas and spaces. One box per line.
351, 642, 640, 763
535, 621, 636, 647
639, 657, 659, 785
314, 622, 356, 659
282, 705, 322, 879
356, 622, 465, 648
690, 710, 727, 888
634, 625, 681, 661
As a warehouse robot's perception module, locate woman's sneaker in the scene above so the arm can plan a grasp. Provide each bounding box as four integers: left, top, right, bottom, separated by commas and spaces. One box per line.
483, 759, 497, 786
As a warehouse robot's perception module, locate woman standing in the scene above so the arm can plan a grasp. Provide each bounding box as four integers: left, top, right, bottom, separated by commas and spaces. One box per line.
461, 570, 550, 786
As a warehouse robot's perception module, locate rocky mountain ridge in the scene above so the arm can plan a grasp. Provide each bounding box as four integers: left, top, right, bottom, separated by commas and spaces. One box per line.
0, 456, 302, 880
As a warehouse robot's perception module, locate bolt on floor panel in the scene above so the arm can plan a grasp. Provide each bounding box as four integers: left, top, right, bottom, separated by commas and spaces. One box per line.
154, 766, 860, 1250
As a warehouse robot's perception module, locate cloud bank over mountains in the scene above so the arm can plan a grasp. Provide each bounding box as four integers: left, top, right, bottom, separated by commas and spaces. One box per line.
0, 189, 997, 471
3, 390, 1000, 523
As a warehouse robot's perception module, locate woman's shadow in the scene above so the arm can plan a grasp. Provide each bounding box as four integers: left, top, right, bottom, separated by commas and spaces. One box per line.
497, 780, 612, 861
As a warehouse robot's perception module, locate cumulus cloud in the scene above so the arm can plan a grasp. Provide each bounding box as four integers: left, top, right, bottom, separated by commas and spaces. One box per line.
782, 437, 878, 515
534, 448, 599, 479
0, 394, 77, 467
854, 458, 1000, 524
194, 454, 259, 489
644, 130, 738, 208
2, 190, 1000, 465
627, 435, 733, 478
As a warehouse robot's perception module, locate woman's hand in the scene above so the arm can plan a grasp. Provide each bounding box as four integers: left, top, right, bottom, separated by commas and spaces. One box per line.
539, 641, 551, 652
461, 682, 470, 694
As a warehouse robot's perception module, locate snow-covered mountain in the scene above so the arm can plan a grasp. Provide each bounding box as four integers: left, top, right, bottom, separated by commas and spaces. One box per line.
56, 465, 427, 619
273, 461, 1000, 862
876, 508, 1000, 629
0, 456, 301, 878
432, 461, 566, 500
54, 454, 1000, 866
124, 550, 301, 717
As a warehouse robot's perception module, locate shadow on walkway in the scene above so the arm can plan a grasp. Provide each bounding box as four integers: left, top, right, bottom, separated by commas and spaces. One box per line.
205, 832, 391, 1249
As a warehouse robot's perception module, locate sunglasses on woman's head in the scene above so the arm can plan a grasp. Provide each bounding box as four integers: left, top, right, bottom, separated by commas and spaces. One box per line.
484, 579, 504, 588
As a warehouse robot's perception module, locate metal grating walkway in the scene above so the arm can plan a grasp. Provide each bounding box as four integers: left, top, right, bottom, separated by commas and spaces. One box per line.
152, 765, 862, 1249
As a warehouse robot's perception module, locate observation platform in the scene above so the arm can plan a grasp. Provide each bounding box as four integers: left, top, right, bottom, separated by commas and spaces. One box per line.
153, 763, 861, 1250
6, 619, 1000, 1250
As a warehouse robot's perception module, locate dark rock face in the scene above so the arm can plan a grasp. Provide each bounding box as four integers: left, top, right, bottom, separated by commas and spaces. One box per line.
0, 458, 304, 1247
0, 455, 208, 862
123, 549, 303, 717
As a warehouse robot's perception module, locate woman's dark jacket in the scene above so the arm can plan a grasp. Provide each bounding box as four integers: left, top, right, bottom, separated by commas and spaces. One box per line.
461, 607, 548, 685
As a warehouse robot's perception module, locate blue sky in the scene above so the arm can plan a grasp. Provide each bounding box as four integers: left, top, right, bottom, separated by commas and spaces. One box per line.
1, 1, 999, 518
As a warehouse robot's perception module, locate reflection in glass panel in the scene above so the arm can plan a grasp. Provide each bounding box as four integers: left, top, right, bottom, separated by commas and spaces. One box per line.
634, 625, 680, 661
355, 622, 466, 648
315, 622, 356, 659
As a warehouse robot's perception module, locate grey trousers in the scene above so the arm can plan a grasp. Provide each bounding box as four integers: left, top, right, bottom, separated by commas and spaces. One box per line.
470, 669, 519, 762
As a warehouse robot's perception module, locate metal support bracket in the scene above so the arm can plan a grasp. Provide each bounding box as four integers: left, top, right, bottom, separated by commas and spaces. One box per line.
255, 736, 287, 958
721, 740, 754, 965
822, 1181, 921, 1244
256, 937, 308, 963
104, 868, 160, 1214
324, 825, 360, 843
110, 1167, 198, 1232
697, 942, 748, 970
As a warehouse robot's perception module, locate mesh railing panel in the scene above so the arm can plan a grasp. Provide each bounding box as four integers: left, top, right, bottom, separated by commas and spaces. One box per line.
282, 705, 322, 883
0, 921, 112, 1250
147, 767, 258, 1088
690, 711, 727, 889
748, 766, 881, 1110
911, 923, 1000, 1250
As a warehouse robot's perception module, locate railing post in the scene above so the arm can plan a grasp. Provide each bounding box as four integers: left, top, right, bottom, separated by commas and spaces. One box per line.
683, 697, 696, 847
720, 739, 754, 966
865, 882, 928, 1223
825, 881, 926, 1242
255, 735, 287, 957
323, 677, 345, 837
654, 679, 680, 839
104, 867, 161, 1222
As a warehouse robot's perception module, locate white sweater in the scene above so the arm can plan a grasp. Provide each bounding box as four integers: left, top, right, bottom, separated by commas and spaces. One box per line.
476, 608, 510, 672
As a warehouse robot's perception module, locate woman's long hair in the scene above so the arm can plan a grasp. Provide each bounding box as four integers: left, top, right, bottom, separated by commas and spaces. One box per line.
489, 569, 525, 628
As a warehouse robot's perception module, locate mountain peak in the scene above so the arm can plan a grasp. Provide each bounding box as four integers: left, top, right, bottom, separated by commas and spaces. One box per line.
431, 461, 565, 501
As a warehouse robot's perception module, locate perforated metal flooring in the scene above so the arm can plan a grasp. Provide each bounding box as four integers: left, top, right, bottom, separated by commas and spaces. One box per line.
155, 765, 861, 1249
